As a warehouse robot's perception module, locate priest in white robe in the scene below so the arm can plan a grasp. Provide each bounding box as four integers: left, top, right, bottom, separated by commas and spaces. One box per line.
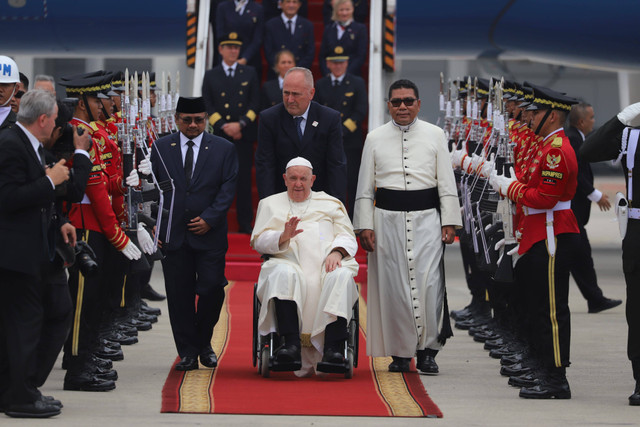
251, 157, 359, 376
353, 79, 462, 374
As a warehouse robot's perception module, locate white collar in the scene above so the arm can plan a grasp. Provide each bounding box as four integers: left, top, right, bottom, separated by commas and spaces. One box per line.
543, 127, 563, 142
392, 118, 417, 132
16, 122, 43, 160
281, 13, 297, 25
180, 131, 204, 147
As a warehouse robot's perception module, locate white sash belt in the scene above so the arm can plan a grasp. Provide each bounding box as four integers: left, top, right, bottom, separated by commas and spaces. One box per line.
523, 200, 571, 257
628, 207, 640, 219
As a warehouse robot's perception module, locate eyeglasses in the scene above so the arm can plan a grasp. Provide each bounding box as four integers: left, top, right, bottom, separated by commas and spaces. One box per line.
179, 116, 206, 124
14, 90, 25, 99
389, 97, 418, 107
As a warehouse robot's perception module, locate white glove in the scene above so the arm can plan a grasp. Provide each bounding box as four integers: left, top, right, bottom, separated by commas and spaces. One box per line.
479, 154, 495, 177
125, 169, 139, 187
450, 149, 464, 169
138, 157, 152, 175
121, 240, 142, 260
136, 223, 154, 255
494, 238, 506, 251
617, 102, 640, 126
490, 167, 517, 197
470, 154, 483, 173
507, 244, 520, 256
462, 155, 472, 173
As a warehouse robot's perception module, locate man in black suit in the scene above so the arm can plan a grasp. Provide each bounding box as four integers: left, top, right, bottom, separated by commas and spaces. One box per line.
263, 0, 315, 78
0, 89, 69, 418
150, 97, 238, 371
256, 67, 347, 202
315, 54, 367, 216
566, 103, 621, 313
202, 33, 259, 234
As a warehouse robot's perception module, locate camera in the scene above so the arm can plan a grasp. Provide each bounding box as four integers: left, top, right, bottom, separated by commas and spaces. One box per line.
75, 240, 99, 277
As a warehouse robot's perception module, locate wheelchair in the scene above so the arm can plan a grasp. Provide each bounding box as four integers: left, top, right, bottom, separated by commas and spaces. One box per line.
251, 282, 360, 378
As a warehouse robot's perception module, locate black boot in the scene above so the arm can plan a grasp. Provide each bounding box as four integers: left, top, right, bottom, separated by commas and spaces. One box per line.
630, 360, 640, 406
388, 356, 411, 372
519, 367, 571, 399
416, 349, 439, 374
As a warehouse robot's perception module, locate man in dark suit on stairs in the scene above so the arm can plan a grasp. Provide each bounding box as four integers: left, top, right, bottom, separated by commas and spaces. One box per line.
150, 97, 238, 371
256, 67, 347, 203
566, 102, 621, 313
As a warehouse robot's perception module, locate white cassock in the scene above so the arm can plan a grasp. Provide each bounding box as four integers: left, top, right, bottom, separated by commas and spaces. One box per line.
251, 191, 359, 376
353, 119, 462, 358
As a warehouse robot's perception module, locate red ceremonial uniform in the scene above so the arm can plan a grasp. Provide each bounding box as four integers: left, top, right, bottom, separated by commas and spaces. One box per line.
506, 129, 579, 255
92, 120, 126, 224
68, 118, 130, 251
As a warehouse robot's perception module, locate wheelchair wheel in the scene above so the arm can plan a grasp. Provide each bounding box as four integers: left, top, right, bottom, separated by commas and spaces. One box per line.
252, 283, 259, 367
344, 348, 354, 379
260, 346, 270, 378
352, 301, 360, 368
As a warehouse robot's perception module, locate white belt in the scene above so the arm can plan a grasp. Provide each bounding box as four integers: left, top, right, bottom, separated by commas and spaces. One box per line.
629, 207, 640, 219
523, 200, 571, 257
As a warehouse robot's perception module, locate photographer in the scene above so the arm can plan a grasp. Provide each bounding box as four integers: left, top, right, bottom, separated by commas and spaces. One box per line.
28, 99, 93, 390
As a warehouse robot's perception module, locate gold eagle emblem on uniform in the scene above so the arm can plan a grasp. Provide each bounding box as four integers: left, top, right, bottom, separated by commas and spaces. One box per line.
546, 153, 561, 169
335, 46, 344, 54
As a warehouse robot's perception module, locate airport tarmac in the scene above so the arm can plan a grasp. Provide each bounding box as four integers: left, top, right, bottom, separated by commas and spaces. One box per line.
8, 177, 639, 426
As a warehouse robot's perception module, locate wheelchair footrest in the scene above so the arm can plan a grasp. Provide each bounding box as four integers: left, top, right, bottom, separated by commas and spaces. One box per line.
316, 361, 349, 374
270, 360, 302, 372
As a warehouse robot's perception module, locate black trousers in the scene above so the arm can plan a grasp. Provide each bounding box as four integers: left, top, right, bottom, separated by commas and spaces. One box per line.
235, 140, 254, 231
64, 230, 109, 372
344, 140, 362, 219
515, 233, 578, 368
570, 223, 605, 305
0, 268, 44, 405
274, 298, 347, 349
622, 220, 640, 365
33, 265, 72, 387
161, 244, 227, 357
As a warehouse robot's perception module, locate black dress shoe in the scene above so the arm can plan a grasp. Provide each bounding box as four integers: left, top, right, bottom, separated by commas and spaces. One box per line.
40, 395, 63, 408
630, 382, 640, 406
5, 400, 61, 418
500, 362, 534, 377
388, 356, 411, 373
200, 348, 218, 368
94, 346, 124, 361
64, 372, 116, 392
417, 355, 439, 374
508, 370, 542, 388
141, 282, 166, 301
322, 348, 345, 364
89, 354, 113, 370
102, 330, 138, 345
175, 356, 199, 371
137, 312, 158, 324
140, 302, 161, 316
274, 344, 301, 364
588, 297, 622, 313
87, 364, 119, 381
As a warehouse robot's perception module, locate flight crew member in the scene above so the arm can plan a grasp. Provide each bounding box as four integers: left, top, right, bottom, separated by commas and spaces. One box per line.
59, 72, 142, 392
202, 33, 259, 234
490, 84, 579, 399
581, 101, 640, 406
263, 0, 315, 79
314, 53, 367, 217
261, 50, 296, 111
215, 0, 265, 78
318, 0, 368, 77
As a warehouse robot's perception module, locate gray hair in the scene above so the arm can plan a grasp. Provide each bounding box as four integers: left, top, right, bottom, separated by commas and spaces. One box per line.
17, 89, 57, 125
284, 67, 314, 89
569, 102, 592, 127
34, 74, 55, 83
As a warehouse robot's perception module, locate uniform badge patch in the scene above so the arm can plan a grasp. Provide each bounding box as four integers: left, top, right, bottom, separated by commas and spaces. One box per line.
546, 153, 561, 169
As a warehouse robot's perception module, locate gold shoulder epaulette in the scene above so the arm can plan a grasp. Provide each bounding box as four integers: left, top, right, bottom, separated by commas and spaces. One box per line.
551, 137, 563, 148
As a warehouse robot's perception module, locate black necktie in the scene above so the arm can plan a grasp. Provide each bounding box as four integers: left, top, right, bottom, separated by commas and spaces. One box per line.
287, 19, 293, 35
37, 145, 46, 168
184, 140, 194, 185
227, 68, 233, 78
333, 79, 339, 87
294, 116, 303, 141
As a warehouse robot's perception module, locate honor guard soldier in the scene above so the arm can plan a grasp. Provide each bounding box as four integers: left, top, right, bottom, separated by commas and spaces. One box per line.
264, 0, 315, 79
581, 101, 640, 406
58, 72, 143, 392
318, 0, 368, 77
490, 84, 579, 399
202, 33, 259, 234
314, 53, 367, 217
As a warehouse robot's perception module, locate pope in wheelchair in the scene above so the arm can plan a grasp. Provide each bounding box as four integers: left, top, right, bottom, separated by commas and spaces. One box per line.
251, 157, 359, 377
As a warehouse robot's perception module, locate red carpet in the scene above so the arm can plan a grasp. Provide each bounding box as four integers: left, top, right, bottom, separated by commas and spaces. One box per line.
161, 281, 443, 418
